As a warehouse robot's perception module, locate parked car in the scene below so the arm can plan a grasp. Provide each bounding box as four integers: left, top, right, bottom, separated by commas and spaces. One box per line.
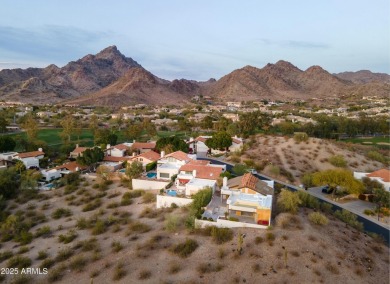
321, 185, 333, 194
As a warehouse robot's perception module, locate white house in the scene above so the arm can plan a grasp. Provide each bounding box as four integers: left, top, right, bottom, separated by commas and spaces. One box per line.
15, 150, 45, 168
175, 160, 224, 196
106, 143, 132, 157
354, 169, 390, 191
130, 150, 160, 168
41, 169, 62, 182
157, 151, 195, 180
221, 174, 274, 226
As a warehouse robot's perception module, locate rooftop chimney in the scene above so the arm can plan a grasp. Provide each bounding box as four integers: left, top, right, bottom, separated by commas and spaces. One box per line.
223, 177, 228, 187
38, 148, 43, 152
106, 144, 111, 149
192, 169, 197, 177
160, 151, 165, 158
76, 144, 79, 148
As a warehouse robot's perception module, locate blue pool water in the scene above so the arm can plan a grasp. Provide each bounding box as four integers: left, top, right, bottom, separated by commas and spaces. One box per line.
146, 172, 157, 179
119, 169, 126, 173
46, 183, 54, 189
167, 190, 177, 196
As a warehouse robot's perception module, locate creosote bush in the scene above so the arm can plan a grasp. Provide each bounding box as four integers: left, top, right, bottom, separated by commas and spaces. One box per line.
308, 212, 329, 226
170, 239, 198, 258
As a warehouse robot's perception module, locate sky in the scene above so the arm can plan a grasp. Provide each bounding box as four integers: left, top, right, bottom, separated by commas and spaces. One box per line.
0, 0, 389, 80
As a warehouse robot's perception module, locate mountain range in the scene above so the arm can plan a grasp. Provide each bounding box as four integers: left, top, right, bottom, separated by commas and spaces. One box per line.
0, 46, 388, 106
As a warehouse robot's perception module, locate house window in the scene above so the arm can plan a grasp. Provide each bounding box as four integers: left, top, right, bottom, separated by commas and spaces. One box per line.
139, 158, 143, 162
160, 173, 170, 178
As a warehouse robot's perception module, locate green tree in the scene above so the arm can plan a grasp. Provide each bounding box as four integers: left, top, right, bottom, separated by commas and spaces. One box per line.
13, 160, 26, 174
373, 188, 390, 209
20, 170, 42, 191
0, 136, 16, 152
231, 164, 248, 176
89, 114, 99, 138
205, 131, 232, 151
21, 114, 38, 141
142, 119, 157, 138
156, 136, 188, 153
215, 117, 231, 132
60, 114, 75, 143
76, 147, 104, 170
124, 123, 143, 141
277, 189, 301, 214
0, 114, 9, 133
201, 116, 213, 130
126, 161, 143, 180
95, 129, 118, 146
238, 111, 271, 137
0, 168, 20, 198
312, 169, 364, 195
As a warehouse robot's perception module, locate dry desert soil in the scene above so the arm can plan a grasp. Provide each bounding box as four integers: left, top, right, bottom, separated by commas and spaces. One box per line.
0, 178, 389, 284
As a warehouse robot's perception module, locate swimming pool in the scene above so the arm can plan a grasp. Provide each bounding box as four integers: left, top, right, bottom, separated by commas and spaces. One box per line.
119, 169, 126, 173
146, 172, 157, 179
46, 183, 54, 189
167, 190, 177, 196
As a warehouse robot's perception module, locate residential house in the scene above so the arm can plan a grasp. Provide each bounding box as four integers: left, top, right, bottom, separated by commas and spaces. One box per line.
69, 145, 88, 159
354, 169, 390, 191
15, 150, 45, 168
106, 143, 133, 157
157, 151, 195, 180
222, 113, 240, 122
41, 169, 62, 182
130, 150, 160, 168
176, 160, 224, 196
221, 173, 274, 225
53, 161, 87, 175
131, 142, 156, 154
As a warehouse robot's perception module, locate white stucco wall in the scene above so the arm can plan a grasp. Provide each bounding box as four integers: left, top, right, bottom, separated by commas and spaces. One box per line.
195, 218, 268, 229
156, 195, 193, 209
132, 179, 169, 190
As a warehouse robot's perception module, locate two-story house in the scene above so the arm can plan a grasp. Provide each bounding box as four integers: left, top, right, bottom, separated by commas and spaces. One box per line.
175, 160, 225, 196
157, 151, 195, 180
221, 173, 274, 225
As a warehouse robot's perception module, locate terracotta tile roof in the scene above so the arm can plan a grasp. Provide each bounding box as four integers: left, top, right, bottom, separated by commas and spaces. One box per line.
131, 142, 156, 150
54, 161, 87, 172
71, 147, 88, 154
227, 173, 273, 196
17, 151, 44, 158
164, 151, 191, 162
179, 164, 222, 180
367, 169, 390, 182
195, 136, 208, 143
241, 173, 258, 190
187, 160, 210, 166
103, 156, 131, 162
137, 150, 160, 161
113, 144, 129, 150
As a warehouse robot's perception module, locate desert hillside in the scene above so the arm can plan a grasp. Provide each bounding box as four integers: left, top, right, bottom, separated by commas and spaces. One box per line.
0, 178, 388, 284
229, 135, 386, 185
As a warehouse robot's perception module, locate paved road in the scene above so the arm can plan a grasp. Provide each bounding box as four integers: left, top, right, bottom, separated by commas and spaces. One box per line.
308, 186, 389, 229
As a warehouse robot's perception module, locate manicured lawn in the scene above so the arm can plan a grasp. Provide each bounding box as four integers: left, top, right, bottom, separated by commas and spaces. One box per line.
342, 136, 390, 149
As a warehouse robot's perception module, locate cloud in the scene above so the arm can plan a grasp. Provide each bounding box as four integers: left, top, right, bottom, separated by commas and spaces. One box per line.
258, 38, 330, 49
0, 25, 111, 64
